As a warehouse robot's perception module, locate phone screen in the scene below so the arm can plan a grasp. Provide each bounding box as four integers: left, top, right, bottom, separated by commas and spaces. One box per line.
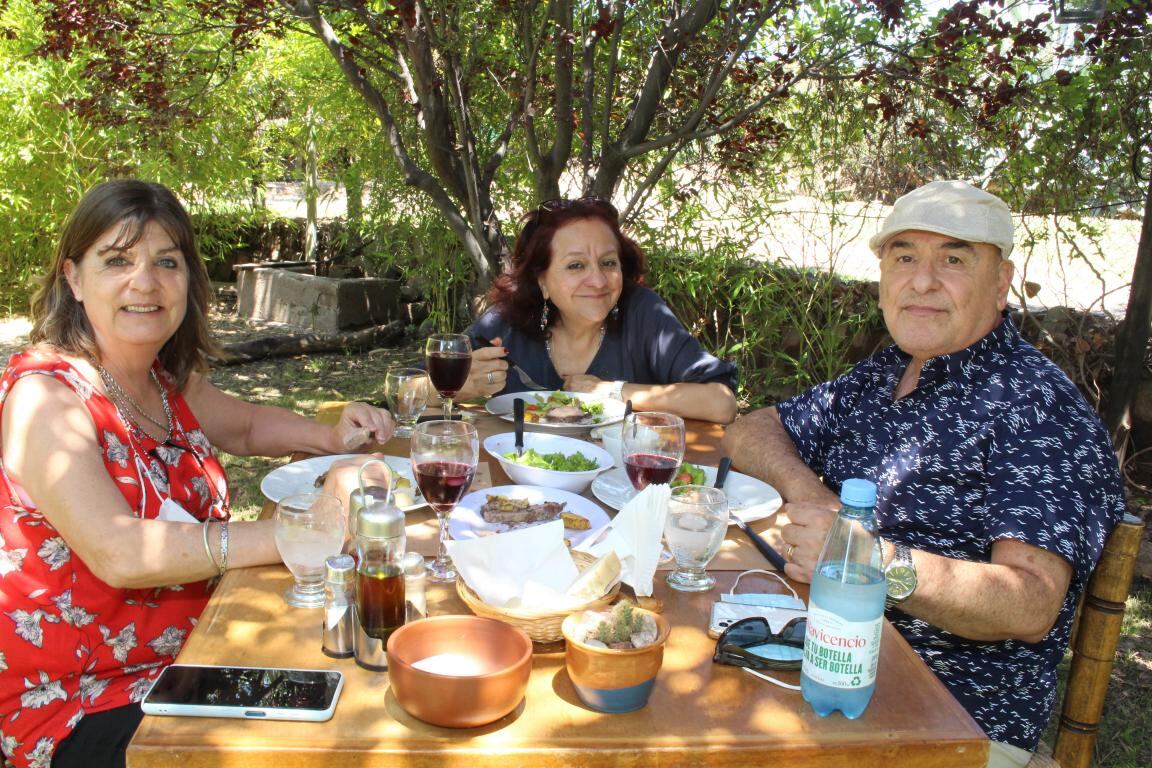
145, 666, 342, 711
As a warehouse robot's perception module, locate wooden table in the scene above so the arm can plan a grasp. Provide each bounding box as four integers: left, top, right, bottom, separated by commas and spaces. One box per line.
127, 407, 989, 768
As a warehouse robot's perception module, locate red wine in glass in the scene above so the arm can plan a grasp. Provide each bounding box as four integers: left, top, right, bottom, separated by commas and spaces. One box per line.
414, 461, 476, 513
625, 453, 679, 490
426, 352, 471, 399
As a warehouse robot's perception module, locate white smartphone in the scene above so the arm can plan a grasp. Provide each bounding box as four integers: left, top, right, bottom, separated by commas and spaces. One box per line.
141, 665, 343, 722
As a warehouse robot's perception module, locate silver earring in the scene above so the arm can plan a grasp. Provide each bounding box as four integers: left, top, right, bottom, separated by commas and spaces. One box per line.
611, 304, 619, 319
540, 300, 550, 331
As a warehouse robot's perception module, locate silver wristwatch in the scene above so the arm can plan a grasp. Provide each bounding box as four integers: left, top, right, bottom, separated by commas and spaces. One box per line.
884, 541, 918, 605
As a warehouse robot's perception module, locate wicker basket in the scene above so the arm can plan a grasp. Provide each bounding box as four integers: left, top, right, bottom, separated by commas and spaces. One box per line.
456, 551, 621, 643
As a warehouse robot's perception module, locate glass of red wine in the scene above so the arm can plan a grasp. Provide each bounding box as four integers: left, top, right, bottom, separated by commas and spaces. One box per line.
410, 419, 479, 582
622, 411, 686, 493
425, 333, 473, 420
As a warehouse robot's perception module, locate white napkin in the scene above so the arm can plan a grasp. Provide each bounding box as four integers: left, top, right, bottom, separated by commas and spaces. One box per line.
446, 521, 581, 610
574, 484, 671, 596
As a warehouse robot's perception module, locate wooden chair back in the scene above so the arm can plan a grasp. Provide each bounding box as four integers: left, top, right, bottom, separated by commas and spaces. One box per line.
1052, 512, 1145, 768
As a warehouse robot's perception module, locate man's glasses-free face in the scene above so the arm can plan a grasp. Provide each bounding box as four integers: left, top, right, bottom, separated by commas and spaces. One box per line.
712, 616, 806, 672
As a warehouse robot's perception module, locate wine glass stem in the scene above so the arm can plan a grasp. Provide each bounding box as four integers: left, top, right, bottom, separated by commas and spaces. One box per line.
442, 397, 453, 420
436, 512, 450, 566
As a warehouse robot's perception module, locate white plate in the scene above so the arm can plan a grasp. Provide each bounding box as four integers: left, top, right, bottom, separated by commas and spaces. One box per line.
449, 485, 610, 547
260, 454, 422, 511
590, 465, 782, 524
484, 391, 627, 434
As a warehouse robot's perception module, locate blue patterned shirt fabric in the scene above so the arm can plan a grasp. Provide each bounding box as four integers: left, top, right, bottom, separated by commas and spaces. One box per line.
776, 313, 1124, 750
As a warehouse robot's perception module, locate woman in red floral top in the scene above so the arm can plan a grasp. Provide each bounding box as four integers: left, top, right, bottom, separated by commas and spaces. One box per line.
0, 181, 394, 768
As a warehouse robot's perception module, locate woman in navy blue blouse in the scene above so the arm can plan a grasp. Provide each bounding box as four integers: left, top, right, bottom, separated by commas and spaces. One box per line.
460, 198, 738, 423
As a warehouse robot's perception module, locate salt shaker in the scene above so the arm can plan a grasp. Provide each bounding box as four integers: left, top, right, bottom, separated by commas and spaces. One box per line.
402, 552, 427, 621
353, 499, 406, 671
321, 554, 356, 658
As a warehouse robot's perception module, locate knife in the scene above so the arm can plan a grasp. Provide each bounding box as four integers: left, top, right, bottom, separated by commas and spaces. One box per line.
513, 397, 526, 457
717, 456, 788, 572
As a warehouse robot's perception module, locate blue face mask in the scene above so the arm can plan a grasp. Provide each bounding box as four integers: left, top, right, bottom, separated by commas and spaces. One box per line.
721, 569, 806, 611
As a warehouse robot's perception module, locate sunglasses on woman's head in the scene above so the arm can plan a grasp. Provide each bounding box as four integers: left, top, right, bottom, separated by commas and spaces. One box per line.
713, 616, 807, 672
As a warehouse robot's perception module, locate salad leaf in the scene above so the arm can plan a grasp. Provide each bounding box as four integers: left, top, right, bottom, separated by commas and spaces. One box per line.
503, 448, 599, 472
671, 463, 707, 487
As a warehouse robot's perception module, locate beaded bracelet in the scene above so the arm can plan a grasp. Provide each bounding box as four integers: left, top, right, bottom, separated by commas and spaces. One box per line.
217, 520, 229, 576
202, 519, 221, 573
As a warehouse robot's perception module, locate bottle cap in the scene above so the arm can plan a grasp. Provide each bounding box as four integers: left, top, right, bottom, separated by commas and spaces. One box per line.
357, 501, 405, 538
402, 552, 426, 577
324, 554, 356, 584
839, 478, 877, 508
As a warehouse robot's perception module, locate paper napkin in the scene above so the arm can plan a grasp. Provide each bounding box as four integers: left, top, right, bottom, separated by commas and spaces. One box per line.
446, 521, 581, 610
574, 484, 671, 596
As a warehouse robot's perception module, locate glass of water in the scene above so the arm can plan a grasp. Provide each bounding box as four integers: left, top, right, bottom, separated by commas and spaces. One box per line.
664, 485, 729, 592
385, 367, 429, 437
274, 493, 346, 607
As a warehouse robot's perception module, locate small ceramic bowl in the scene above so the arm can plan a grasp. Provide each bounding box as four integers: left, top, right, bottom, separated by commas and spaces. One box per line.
561, 608, 671, 713
590, 424, 623, 467
386, 615, 533, 728
484, 432, 613, 494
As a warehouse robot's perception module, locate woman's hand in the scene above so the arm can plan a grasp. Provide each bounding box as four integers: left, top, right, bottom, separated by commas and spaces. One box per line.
329, 402, 395, 453
563, 374, 617, 397
319, 454, 394, 510
456, 336, 510, 399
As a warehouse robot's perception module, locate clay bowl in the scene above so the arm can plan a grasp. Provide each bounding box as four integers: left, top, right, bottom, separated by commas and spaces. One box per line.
561, 608, 672, 713
386, 615, 533, 728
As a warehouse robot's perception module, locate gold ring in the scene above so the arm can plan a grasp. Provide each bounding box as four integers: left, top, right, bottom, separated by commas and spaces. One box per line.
786, 544, 796, 561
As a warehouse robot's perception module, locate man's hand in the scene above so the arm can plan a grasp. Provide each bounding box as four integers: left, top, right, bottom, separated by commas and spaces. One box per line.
779, 501, 840, 583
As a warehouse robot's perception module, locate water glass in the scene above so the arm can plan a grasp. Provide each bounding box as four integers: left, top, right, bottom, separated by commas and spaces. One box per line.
665, 485, 729, 592
274, 493, 346, 607
385, 367, 429, 437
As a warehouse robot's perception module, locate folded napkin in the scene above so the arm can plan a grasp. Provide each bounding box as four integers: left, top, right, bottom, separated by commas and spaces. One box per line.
446, 521, 583, 610
574, 484, 671, 596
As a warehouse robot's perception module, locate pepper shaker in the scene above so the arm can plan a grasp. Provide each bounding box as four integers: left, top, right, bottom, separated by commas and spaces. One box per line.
402, 552, 427, 621
321, 554, 356, 658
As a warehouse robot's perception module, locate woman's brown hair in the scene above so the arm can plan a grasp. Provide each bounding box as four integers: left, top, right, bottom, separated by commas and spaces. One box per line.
30, 180, 219, 390
487, 197, 647, 340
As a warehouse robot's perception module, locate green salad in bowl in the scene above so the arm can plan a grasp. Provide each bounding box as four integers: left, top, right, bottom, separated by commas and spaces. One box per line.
502, 448, 599, 473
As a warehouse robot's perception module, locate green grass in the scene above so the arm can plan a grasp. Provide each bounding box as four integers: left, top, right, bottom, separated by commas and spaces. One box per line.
209, 345, 420, 519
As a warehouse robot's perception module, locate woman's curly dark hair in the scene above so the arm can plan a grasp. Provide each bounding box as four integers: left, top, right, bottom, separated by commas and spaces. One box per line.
486, 197, 647, 340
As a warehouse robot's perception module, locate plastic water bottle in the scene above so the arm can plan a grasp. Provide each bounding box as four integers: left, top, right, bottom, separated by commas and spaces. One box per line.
801, 478, 885, 719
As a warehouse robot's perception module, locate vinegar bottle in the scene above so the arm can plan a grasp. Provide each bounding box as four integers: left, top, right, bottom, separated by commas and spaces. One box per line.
801, 478, 885, 719
353, 499, 406, 671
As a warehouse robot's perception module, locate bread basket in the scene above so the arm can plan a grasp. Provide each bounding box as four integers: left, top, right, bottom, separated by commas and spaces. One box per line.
456, 551, 621, 643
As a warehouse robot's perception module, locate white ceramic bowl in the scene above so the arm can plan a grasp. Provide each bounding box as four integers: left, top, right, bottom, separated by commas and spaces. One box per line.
484, 432, 613, 493
590, 423, 623, 467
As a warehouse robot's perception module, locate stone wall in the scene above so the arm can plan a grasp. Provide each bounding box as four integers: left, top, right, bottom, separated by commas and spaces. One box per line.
236, 268, 401, 333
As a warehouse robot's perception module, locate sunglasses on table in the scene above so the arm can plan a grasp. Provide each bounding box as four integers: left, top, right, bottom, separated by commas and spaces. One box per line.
713, 616, 806, 672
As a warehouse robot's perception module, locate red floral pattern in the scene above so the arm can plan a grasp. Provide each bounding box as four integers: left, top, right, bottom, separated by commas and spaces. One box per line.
0, 350, 229, 768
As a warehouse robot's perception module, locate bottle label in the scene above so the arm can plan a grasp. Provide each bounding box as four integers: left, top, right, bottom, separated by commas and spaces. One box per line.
802, 602, 881, 689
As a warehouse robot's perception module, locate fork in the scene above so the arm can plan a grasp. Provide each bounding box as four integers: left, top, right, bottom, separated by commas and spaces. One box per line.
475, 336, 550, 391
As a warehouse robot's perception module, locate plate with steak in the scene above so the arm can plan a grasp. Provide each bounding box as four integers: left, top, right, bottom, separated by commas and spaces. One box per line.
449, 485, 610, 546
485, 391, 627, 434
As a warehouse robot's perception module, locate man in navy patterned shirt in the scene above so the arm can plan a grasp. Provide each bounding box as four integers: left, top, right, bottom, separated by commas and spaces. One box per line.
724, 180, 1124, 767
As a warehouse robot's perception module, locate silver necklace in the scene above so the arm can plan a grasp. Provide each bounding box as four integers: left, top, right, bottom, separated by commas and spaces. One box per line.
545, 324, 606, 373
98, 366, 174, 443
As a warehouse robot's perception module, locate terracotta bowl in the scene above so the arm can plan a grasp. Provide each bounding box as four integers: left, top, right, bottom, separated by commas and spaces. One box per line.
386, 615, 533, 728
561, 609, 671, 713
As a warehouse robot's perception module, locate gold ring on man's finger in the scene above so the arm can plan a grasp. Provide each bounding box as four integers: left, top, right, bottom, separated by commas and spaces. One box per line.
786, 544, 797, 561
